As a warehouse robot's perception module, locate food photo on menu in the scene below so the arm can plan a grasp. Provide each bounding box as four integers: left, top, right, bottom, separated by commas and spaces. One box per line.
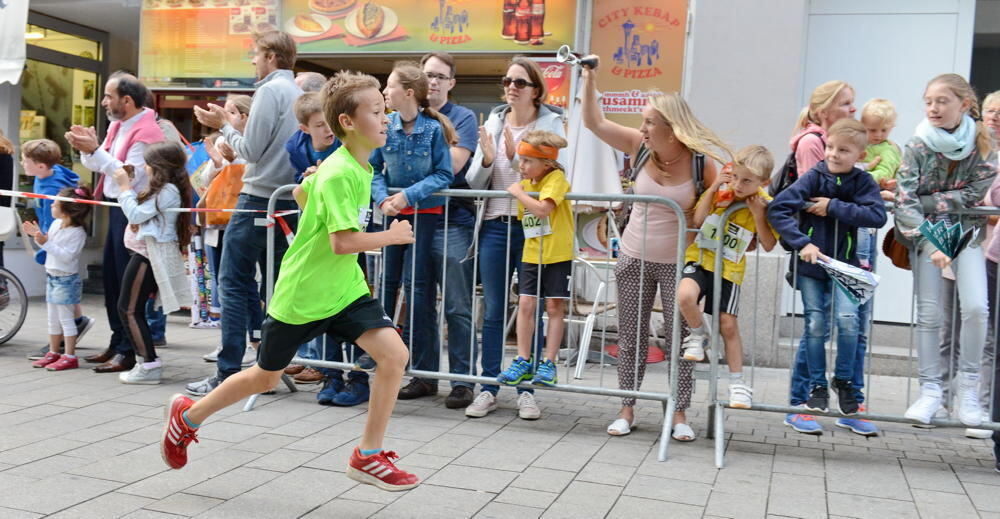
285, 0, 407, 45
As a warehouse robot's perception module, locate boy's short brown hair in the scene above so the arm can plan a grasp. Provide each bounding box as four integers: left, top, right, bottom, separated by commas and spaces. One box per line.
733, 145, 774, 181
322, 71, 381, 138
252, 31, 297, 70
828, 118, 868, 151
520, 130, 567, 172
294, 92, 324, 126
21, 139, 61, 167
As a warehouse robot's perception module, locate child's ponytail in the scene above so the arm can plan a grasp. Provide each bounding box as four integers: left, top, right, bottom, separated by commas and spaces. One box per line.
57, 185, 93, 228
420, 100, 458, 146
393, 60, 458, 145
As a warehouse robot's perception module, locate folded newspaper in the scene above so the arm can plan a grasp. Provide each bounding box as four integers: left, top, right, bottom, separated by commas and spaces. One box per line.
817, 257, 881, 305
918, 220, 978, 259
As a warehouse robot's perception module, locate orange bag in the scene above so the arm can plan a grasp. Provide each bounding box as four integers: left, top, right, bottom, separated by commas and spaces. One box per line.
204, 163, 245, 226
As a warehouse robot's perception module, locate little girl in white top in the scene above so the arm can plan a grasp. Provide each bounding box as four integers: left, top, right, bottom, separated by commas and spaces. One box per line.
26, 185, 94, 371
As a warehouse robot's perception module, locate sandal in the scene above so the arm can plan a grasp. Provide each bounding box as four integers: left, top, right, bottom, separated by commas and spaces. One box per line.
671, 422, 696, 442
607, 418, 637, 436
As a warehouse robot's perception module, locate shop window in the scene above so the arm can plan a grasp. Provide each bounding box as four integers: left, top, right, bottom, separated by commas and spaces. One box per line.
25, 24, 102, 61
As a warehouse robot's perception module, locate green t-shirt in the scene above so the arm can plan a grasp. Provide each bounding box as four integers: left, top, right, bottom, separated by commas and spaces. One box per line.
267, 146, 373, 324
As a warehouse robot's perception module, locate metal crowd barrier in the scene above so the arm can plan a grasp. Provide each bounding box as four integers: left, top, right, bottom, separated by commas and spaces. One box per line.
258, 184, 696, 462
706, 203, 1000, 469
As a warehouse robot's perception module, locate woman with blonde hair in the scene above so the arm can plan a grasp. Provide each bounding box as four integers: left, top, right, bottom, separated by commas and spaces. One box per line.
791, 80, 856, 173
578, 55, 728, 439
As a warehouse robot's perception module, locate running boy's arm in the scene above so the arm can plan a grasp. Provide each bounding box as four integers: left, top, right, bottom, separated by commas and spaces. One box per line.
293, 185, 307, 207
330, 220, 413, 255
747, 195, 777, 252
507, 182, 556, 218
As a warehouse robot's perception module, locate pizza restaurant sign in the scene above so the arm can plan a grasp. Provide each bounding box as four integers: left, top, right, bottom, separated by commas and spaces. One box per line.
589, 0, 687, 118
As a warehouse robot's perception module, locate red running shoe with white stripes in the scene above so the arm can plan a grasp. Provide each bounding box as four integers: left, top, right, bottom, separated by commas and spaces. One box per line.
346, 447, 420, 491
161, 393, 199, 469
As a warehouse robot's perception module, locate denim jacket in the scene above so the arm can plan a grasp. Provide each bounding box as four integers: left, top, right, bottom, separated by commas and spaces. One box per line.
369, 111, 453, 209
119, 183, 182, 242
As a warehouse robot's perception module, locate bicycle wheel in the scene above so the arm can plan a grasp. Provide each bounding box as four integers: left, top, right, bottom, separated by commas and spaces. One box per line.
0, 267, 28, 345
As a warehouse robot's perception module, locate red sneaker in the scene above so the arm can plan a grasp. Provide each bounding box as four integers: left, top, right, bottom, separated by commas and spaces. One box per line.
161, 393, 199, 469
32, 351, 60, 368
46, 356, 79, 371
346, 447, 420, 491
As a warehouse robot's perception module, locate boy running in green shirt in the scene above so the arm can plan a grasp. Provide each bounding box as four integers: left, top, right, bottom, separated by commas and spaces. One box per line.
159, 71, 421, 491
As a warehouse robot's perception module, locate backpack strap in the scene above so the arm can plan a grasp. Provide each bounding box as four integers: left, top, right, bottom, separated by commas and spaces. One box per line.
692, 153, 706, 197
629, 143, 652, 182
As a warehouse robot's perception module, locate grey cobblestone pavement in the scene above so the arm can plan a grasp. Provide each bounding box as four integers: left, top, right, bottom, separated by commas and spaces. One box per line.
0, 296, 997, 518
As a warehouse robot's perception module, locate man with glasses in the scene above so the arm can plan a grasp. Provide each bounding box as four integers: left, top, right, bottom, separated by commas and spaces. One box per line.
399, 52, 479, 408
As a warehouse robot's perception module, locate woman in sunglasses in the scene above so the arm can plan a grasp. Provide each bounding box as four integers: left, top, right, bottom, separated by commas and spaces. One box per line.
578, 54, 730, 441
465, 56, 568, 421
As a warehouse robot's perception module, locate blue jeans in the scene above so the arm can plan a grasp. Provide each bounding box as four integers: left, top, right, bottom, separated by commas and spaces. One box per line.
218, 194, 297, 379
431, 207, 476, 388
789, 274, 860, 404
380, 213, 440, 380
205, 229, 224, 313
478, 218, 543, 395
146, 298, 166, 342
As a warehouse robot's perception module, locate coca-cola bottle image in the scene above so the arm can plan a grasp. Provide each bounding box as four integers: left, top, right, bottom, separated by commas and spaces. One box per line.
529, 0, 544, 44
515, 0, 531, 44
502, 0, 517, 39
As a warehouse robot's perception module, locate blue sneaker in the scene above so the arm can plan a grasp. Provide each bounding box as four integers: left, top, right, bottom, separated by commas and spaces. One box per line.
497, 356, 533, 386
332, 380, 370, 407
354, 353, 376, 372
835, 405, 879, 436
784, 413, 824, 435
531, 358, 558, 387
317, 376, 345, 406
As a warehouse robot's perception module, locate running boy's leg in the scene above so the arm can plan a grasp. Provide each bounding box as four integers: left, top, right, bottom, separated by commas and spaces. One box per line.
353, 326, 408, 449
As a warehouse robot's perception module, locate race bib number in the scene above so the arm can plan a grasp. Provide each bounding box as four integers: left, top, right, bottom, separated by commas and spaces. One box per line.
522, 213, 552, 239
358, 207, 372, 228
696, 213, 753, 262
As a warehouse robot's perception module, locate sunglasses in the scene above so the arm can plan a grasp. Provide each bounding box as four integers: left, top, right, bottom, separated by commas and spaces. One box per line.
501, 77, 537, 89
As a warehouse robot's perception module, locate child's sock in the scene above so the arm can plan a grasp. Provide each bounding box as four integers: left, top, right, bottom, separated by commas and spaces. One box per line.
359, 447, 382, 457
690, 324, 707, 337
62, 354, 77, 359
181, 410, 200, 429
729, 371, 745, 384
143, 359, 162, 369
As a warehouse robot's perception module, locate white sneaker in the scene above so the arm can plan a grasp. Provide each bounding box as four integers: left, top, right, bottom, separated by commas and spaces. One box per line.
119, 363, 162, 385
958, 372, 984, 427
966, 411, 992, 439
465, 391, 498, 418
517, 392, 541, 420
681, 333, 707, 362
203, 345, 222, 362
242, 345, 257, 368
904, 383, 944, 424
912, 407, 948, 429
729, 383, 753, 409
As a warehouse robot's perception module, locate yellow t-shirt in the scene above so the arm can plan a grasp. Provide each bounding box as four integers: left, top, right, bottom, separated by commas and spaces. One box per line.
518, 169, 574, 264
683, 187, 777, 285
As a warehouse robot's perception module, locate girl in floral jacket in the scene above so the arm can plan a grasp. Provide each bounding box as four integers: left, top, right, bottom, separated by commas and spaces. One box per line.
895, 73, 998, 426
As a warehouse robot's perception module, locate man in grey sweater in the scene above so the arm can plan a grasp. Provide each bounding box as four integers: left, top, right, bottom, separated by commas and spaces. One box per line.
187, 30, 303, 396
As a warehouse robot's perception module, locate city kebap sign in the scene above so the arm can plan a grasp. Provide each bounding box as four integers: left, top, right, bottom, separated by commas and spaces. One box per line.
589, 0, 687, 124
284, 0, 577, 53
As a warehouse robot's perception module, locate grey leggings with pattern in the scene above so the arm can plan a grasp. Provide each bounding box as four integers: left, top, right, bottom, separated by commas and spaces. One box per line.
615, 253, 694, 408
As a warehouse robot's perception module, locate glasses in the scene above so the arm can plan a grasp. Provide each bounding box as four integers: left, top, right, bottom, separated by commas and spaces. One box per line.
501, 77, 537, 89
986, 109, 1000, 117
426, 72, 452, 81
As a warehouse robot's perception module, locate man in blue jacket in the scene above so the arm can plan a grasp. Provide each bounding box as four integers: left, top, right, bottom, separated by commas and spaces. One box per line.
767, 119, 887, 434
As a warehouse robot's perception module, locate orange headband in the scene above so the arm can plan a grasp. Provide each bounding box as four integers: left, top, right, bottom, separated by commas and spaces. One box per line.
517, 141, 559, 161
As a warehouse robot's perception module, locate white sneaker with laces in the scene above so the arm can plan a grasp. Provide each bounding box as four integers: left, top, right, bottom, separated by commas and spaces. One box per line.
729, 383, 753, 409
517, 392, 541, 420
681, 333, 707, 362
966, 411, 992, 439
465, 391, 497, 418
904, 382, 944, 424
958, 372, 984, 427
119, 363, 162, 385
202, 345, 222, 362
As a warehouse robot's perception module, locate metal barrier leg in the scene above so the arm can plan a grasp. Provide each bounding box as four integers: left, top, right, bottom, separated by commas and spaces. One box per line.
657, 397, 676, 461
714, 403, 725, 468
706, 403, 716, 440
243, 372, 298, 412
